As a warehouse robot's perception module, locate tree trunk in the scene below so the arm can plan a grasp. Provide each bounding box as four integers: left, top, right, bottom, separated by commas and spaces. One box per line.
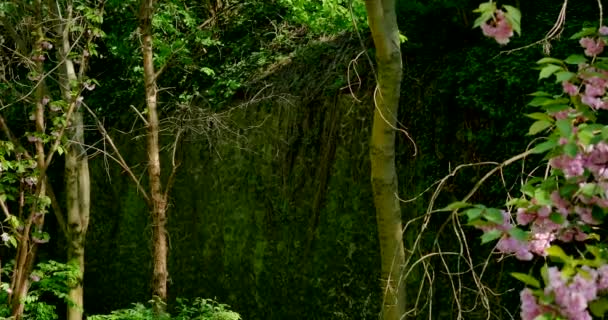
52, 3, 91, 319
139, 0, 168, 307
365, 0, 406, 319
63, 68, 90, 320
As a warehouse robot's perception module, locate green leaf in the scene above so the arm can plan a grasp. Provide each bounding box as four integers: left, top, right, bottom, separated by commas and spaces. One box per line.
532, 140, 557, 154
601, 126, 608, 140
570, 27, 597, 40
554, 71, 576, 83
438, 201, 470, 212
579, 183, 600, 197
564, 54, 588, 64
510, 272, 541, 288
481, 229, 502, 244
539, 64, 563, 80
485, 208, 504, 224
534, 189, 552, 206
592, 205, 606, 221
528, 96, 553, 107
508, 227, 527, 242
563, 142, 578, 157
546, 245, 569, 261
529, 91, 552, 97
555, 119, 572, 137
549, 212, 565, 224
525, 112, 554, 122
9, 236, 16, 247
578, 128, 595, 146
200, 67, 215, 76
463, 207, 484, 221
503, 5, 521, 35
506, 197, 529, 207
589, 298, 608, 317
536, 57, 563, 65
473, 2, 496, 13
528, 120, 552, 135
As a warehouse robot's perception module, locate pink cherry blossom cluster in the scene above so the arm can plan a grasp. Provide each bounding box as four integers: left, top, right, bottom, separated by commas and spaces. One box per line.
578, 26, 608, 57
480, 139, 608, 260
480, 10, 514, 45
476, 210, 537, 260
466, 25, 608, 320
562, 66, 608, 110
521, 266, 608, 320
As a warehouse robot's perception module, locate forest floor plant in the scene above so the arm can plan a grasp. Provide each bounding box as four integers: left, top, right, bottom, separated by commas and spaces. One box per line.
88, 297, 240, 320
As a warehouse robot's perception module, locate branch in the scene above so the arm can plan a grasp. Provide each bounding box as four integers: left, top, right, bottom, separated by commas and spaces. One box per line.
0, 114, 67, 237
82, 103, 150, 203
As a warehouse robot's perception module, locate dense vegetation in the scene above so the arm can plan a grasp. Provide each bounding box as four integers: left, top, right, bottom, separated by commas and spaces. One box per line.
1, 0, 607, 319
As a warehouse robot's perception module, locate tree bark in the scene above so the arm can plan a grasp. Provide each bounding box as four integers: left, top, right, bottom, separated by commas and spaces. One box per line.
139, 0, 168, 307
51, 3, 92, 319
365, 0, 406, 319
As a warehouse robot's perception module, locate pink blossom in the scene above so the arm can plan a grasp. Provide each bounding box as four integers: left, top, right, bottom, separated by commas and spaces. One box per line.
580, 37, 605, 56
516, 208, 535, 225
481, 10, 514, 45
597, 265, 608, 291
575, 206, 599, 225
550, 154, 585, 178
600, 26, 608, 36
585, 83, 605, 97
586, 75, 607, 88
496, 236, 533, 260
528, 231, 555, 256
563, 81, 579, 96
551, 191, 571, 216
552, 110, 571, 120
581, 94, 607, 109
520, 289, 542, 320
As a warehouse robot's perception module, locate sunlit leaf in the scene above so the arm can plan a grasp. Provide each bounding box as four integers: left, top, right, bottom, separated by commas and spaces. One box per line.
532, 140, 557, 154
485, 208, 504, 224
481, 229, 502, 244
528, 120, 552, 135
511, 272, 540, 288
438, 201, 470, 212
539, 64, 563, 80
564, 54, 588, 64
536, 57, 563, 65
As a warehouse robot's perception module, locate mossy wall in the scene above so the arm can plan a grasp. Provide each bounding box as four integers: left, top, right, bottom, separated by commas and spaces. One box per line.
84, 37, 381, 320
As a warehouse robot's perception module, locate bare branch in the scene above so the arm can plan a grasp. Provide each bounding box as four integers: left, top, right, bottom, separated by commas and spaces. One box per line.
82, 103, 151, 203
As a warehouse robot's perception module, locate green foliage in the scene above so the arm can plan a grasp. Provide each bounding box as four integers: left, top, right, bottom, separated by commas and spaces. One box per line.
278, 0, 367, 34
0, 260, 78, 320
89, 303, 168, 320
88, 298, 241, 320
173, 298, 241, 320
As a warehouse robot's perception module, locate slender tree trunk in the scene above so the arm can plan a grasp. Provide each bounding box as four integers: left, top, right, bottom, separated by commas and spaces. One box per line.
365, 0, 406, 319
61, 30, 90, 320
64, 129, 89, 320
139, 0, 168, 307
52, 3, 91, 319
